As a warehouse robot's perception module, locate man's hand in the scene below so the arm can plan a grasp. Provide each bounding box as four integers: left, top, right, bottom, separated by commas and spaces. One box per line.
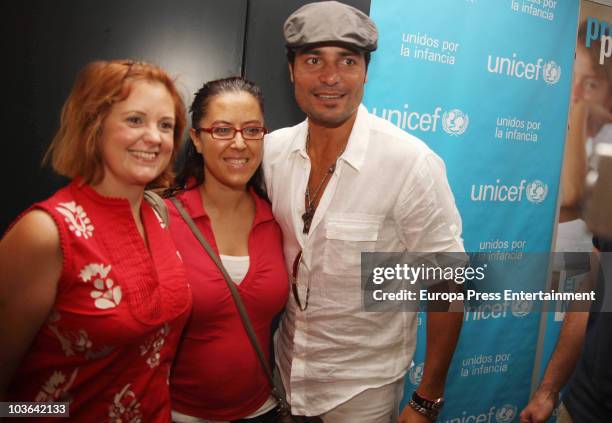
398, 404, 434, 423
519, 386, 557, 423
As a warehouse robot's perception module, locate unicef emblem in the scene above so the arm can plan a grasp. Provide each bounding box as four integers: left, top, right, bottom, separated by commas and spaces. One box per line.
408, 362, 424, 385
526, 180, 548, 203
511, 299, 532, 318
495, 404, 518, 423
543, 61, 561, 85
442, 109, 469, 136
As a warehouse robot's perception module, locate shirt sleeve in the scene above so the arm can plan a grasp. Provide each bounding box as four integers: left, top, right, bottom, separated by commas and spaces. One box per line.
392, 151, 464, 253
262, 136, 275, 202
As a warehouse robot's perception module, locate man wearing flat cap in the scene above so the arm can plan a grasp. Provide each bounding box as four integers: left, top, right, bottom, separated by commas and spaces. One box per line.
263, 2, 464, 421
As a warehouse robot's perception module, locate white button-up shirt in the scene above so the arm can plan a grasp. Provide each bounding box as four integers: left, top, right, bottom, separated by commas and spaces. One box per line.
263, 104, 464, 415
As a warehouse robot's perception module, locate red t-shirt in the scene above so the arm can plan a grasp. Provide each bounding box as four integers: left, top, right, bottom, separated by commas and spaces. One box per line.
167, 187, 289, 421
7, 181, 192, 422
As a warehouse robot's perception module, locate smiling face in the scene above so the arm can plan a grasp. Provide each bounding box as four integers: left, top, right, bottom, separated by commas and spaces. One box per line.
289, 45, 367, 128
96, 80, 176, 195
190, 91, 264, 191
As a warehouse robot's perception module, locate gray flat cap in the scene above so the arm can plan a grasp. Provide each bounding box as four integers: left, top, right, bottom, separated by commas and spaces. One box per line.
283, 1, 378, 52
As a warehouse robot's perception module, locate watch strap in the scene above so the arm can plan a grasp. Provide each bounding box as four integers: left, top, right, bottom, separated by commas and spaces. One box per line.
408, 391, 444, 421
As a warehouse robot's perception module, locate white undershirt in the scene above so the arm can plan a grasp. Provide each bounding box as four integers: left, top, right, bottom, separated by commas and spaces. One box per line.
172, 255, 277, 422
219, 254, 250, 284
171, 395, 277, 423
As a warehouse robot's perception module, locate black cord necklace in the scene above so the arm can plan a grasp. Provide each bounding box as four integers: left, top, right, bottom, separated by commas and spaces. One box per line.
301, 132, 340, 234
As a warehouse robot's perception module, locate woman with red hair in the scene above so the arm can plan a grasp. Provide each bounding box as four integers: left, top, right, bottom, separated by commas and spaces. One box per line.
0, 60, 191, 422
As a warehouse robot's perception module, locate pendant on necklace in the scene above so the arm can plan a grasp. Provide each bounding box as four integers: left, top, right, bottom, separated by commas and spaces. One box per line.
302, 207, 314, 234
301, 163, 336, 234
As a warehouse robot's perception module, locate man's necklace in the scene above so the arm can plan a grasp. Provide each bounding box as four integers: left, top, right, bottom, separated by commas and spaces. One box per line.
301, 132, 341, 234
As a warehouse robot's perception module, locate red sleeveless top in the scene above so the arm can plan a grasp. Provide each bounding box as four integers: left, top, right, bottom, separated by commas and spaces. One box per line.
7, 181, 192, 422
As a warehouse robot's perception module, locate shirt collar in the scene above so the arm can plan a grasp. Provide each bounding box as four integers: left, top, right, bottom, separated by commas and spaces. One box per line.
177, 184, 274, 226
251, 188, 275, 226
341, 104, 370, 172
178, 185, 207, 219
288, 104, 370, 172
289, 121, 309, 157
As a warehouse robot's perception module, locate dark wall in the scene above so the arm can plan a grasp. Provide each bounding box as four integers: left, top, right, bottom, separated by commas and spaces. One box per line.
244, 0, 371, 131
4, 0, 372, 232
4, 0, 246, 232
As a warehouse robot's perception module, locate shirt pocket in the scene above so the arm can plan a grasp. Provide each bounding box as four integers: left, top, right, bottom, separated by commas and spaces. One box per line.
323, 214, 381, 277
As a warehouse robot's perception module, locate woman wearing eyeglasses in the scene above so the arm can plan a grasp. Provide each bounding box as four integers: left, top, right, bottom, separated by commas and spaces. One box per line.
166, 77, 289, 423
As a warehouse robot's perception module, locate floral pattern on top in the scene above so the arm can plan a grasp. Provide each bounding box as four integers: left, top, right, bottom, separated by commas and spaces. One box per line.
56, 201, 94, 239
8, 181, 192, 421
79, 263, 122, 309
139, 324, 169, 368
35, 369, 78, 402
47, 310, 93, 356
108, 383, 142, 423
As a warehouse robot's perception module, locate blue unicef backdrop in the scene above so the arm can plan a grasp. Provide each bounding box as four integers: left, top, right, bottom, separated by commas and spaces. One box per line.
363, 1, 579, 421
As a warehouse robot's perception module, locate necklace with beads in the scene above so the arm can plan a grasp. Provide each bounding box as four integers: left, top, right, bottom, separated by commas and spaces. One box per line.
301, 132, 343, 234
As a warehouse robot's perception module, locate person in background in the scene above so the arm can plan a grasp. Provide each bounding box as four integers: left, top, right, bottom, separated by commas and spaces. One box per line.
0, 59, 191, 422
519, 236, 612, 423
167, 77, 289, 423
520, 22, 612, 423
557, 21, 612, 248
264, 2, 464, 422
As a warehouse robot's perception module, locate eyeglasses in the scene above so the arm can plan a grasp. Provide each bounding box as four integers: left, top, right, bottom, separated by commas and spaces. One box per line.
195, 126, 268, 140
292, 250, 311, 311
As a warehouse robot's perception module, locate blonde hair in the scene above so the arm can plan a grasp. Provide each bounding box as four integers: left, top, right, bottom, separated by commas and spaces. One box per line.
44, 59, 186, 187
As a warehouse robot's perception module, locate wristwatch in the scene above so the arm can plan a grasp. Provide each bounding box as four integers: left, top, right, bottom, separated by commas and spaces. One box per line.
408, 391, 444, 421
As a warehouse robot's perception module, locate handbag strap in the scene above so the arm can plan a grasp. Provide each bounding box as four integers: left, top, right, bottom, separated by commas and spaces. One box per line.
170, 197, 290, 412
144, 190, 169, 226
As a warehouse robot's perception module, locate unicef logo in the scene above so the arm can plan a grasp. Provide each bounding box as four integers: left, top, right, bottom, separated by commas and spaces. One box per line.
526, 180, 548, 203
442, 109, 469, 136
511, 299, 532, 318
495, 404, 518, 423
543, 61, 561, 85
408, 362, 424, 385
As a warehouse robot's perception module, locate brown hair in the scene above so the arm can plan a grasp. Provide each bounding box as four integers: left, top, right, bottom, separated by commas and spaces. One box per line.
44, 59, 186, 188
